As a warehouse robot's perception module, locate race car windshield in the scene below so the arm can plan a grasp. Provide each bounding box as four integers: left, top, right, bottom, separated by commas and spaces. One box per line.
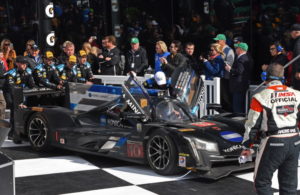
155, 101, 190, 123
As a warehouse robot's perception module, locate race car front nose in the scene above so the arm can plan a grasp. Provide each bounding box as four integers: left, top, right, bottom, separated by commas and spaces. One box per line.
184, 136, 220, 168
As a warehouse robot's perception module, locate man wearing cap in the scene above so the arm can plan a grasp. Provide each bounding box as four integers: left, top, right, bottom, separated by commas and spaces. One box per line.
76, 50, 94, 84
214, 33, 235, 112
56, 55, 78, 83
225, 42, 252, 113
124, 37, 148, 76
24, 44, 43, 70
33, 51, 63, 90
143, 71, 169, 90
3, 56, 35, 143
290, 23, 300, 90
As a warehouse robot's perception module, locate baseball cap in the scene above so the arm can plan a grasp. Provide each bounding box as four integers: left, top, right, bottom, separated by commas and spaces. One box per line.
154, 71, 166, 85
69, 55, 77, 63
233, 36, 243, 43
45, 51, 54, 59
290, 23, 300, 31
213, 34, 226, 41
79, 50, 87, 57
131, 37, 139, 44
31, 44, 39, 50
16, 56, 28, 64
234, 42, 248, 51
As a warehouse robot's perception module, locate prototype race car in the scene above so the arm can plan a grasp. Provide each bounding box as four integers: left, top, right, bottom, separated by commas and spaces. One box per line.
14, 70, 254, 179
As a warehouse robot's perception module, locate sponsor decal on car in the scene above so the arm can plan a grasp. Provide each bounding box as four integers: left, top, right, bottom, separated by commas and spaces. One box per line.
136, 123, 142, 133
220, 131, 243, 143
140, 99, 148, 108
127, 141, 144, 158
59, 138, 65, 144
222, 145, 242, 153
116, 137, 127, 147
126, 99, 141, 114
178, 156, 186, 167
212, 126, 221, 131
100, 115, 107, 126
178, 128, 195, 132
190, 122, 216, 127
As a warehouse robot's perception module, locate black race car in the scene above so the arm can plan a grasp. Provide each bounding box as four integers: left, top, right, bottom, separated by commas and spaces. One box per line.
14, 72, 254, 179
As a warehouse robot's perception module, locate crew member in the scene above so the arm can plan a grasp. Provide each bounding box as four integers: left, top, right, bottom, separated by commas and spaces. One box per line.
241, 63, 300, 195
4, 56, 35, 143
76, 50, 94, 84
143, 71, 170, 90
56, 55, 78, 83
33, 51, 63, 89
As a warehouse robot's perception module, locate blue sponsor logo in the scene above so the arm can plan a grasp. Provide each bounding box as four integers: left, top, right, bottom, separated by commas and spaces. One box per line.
220, 131, 243, 143
116, 137, 127, 147
100, 115, 107, 126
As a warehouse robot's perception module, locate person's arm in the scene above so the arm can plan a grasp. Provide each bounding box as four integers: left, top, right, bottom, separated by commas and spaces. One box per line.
105, 48, 121, 67
136, 48, 148, 74
242, 97, 263, 149
203, 57, 223, 75
230, 58, 246, 77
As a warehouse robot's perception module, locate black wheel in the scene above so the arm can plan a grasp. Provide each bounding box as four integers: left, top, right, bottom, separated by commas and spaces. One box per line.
27, 113, 51, 151
146, 130, 182, 175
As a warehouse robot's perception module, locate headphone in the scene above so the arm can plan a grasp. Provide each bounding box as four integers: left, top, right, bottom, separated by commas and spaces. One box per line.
261, 71, 285, 83
276, 45, 283, 52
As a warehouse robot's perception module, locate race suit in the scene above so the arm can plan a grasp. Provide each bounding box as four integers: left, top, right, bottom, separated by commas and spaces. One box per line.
33, 63, 61, 89
76, 62, 93, 83
242, 80, 300, 195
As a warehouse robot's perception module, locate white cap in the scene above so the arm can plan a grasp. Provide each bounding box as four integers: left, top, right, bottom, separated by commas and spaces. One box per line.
152, 20, 158, 25
154, 71, 166, 85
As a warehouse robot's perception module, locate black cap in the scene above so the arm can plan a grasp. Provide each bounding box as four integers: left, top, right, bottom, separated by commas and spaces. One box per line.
233, 36, 243, 43
290, 23, 300, 31
31, 44, 39, 50
15, 56, 28, 64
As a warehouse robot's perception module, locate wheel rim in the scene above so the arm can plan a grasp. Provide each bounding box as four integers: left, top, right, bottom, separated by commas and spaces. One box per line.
28, 117, 48, 148
148, 135, 170, 170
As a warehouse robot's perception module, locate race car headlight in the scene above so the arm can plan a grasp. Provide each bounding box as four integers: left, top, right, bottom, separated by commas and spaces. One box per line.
184, 137, 219, 153
193, 138, 219, 153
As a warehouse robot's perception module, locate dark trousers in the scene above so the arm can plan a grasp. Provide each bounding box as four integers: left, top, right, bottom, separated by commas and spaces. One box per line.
220, 78, 232, 112
232, 92, 246, 113
255, 135, 300, 195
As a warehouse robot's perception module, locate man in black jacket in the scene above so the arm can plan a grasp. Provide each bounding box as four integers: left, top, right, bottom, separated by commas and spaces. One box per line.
290, 24, 300, 90
99, 35, 121, 75
160, 40, 186, 77
225, 42, 252, 113
124, 37, 148, 76
183, 42, 202, 75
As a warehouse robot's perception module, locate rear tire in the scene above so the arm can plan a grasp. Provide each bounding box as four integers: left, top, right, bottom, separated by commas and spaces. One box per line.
27, 113, 52, 151
146, 130, 182, 175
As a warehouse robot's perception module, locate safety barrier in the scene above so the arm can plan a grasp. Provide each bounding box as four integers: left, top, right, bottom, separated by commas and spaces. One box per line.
91, 75, 221, 117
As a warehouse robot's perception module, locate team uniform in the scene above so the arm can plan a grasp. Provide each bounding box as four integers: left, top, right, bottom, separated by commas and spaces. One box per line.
76, 62, 93, 83
242, 80, 300, 195
33, 63, 61, 89
3, 67, 35, 142
56, 64, 78, 83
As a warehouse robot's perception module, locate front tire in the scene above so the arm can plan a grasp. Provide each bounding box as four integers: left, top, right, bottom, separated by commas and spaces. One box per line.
146, 130, 182, 175
27, 113, 51, 151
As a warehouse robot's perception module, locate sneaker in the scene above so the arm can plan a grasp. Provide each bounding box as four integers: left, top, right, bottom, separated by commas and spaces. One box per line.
13, 137, 22, 144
